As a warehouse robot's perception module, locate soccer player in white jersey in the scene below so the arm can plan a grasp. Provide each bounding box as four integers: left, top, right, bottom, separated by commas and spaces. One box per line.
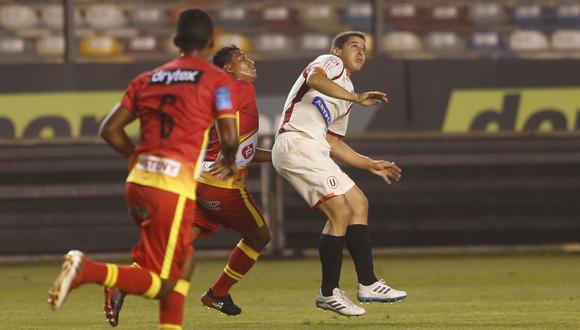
272, 31, 407, 316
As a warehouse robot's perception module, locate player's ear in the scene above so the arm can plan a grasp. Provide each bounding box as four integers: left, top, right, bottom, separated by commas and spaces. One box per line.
331, 47, 342, 56
224, 64, 233, 73
172, 34, 180, 49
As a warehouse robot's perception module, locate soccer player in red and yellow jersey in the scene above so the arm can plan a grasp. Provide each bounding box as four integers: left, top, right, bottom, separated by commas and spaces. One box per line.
103, 46, 272, 324
196, 45, 271, 316
47, 9, 238, 330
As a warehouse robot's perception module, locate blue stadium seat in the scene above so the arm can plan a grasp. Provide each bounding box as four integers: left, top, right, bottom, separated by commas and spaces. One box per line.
511, 3, 547, 28
341, 3, 372, 32
555, 3, 580, 28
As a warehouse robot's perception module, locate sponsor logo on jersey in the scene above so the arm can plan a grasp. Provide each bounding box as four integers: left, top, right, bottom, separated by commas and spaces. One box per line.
242, 143, 255, 159
215, 86, 233, 110
327, 176, 338, 189
136, 154, 181, 177
312, 96, 331, 127
150, 69, 203, 85
198, 199, 221, 211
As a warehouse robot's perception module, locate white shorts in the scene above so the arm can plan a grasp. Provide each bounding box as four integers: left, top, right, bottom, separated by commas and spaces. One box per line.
272, 131, 355, 207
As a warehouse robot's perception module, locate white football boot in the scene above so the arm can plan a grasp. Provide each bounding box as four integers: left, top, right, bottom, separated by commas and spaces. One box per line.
48, 250, 84, 310
357, 279, 407, 303
316, 288, 366, 316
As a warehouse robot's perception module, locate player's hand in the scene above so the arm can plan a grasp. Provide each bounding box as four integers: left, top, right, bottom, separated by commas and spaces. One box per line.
209, 155, 238, 180
369, 160, 401, 185
355, 91, 388, 106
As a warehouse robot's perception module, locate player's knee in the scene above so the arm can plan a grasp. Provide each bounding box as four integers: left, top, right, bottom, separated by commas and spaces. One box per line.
351, 194, 368, 216
156, 279, 177, 299
258, 228, 272, 247
243, 227, 271, 250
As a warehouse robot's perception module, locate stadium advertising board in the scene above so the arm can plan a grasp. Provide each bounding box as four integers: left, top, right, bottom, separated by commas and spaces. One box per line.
0, 91, 138, 139
367, 60, 580, 133
0, 60, 579, 139
444, 87, 580, 132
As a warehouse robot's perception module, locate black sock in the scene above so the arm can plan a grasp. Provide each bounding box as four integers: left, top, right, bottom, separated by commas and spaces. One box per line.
319, 234, 345, 296
345, 224, 377, 286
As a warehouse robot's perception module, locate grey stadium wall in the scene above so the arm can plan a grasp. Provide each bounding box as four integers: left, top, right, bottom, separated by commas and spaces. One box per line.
0, 59, 579, 255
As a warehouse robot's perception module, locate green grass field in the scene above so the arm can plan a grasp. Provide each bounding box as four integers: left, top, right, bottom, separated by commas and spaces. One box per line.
2, 253, 580, 329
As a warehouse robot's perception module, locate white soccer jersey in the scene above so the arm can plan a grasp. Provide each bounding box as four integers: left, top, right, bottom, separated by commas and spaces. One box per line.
277, 54, 354, 145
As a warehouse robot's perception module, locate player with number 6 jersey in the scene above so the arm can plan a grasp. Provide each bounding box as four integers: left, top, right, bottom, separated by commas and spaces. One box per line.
47, 9, 239, 330
102, 46, 272, 325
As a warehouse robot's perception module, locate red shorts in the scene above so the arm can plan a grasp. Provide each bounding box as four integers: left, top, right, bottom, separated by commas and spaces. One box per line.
125, 182, 195, 280
194, 182, 266, 238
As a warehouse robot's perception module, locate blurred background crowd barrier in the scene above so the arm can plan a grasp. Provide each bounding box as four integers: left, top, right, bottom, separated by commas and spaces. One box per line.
1, 0, 579, 257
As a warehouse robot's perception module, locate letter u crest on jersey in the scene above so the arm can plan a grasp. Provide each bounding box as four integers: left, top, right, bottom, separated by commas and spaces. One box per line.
327, 176, 338, 189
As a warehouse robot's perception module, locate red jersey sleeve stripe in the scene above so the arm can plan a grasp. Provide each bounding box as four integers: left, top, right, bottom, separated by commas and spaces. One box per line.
303, 66, 326, 78
331, 68, 344, 80
278, 82, 310, 134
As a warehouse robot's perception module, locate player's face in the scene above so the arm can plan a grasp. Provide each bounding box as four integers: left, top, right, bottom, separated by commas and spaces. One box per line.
337, 36, 367, 73
226, 50, 257, 82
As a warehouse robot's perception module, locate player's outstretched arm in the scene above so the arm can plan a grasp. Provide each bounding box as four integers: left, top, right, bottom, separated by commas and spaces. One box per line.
99, 102, 137, 158
252, 148, 272, 163
306, 68, 388, 106
327, 133, 401, 185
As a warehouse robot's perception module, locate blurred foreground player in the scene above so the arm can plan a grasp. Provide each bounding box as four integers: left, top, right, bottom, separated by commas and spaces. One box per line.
47, 9, 239, 330
272, 31, 407, 316
104, 46, 272, 325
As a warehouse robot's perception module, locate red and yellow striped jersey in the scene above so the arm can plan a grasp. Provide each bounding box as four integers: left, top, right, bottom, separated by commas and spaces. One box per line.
121, 55, 237, 200
200, 79, 259, 188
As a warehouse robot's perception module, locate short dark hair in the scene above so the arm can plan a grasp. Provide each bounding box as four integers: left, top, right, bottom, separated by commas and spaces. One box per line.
174, 8, 213, 52
212, 45, 241, 69
331, 31, 366, 49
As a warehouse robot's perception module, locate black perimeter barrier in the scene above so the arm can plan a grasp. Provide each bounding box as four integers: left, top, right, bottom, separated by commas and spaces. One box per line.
1, 134, 579, 255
